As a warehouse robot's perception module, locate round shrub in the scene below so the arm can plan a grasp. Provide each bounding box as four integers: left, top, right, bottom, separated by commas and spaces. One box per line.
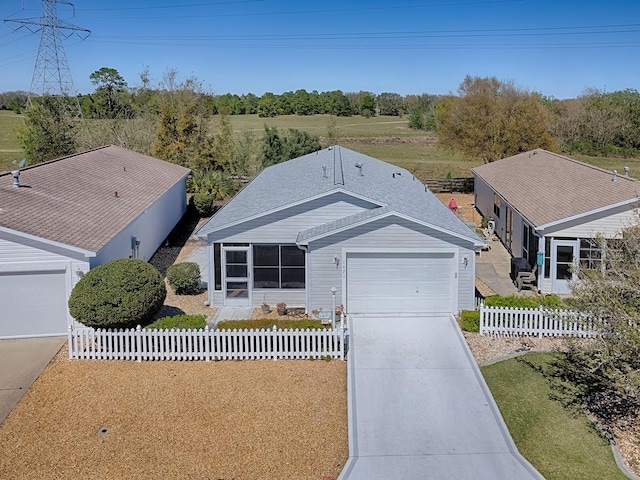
68, 258, 166, 329
166, 262, 201, 295
192, 192, 213, 217
145, 314, 207, 330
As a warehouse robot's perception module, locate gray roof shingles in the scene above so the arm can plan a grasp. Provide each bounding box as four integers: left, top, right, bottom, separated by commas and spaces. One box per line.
472, 149, 640, 227
0, 145, 190, 253
197, 146, 482, 245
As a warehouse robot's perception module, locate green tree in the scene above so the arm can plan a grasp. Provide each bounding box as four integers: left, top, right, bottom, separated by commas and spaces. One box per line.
377, 92, 403, 116
261, 125, 284, 167
257, 92, 278, 117
151, 70, 213, 168
261, 126, 321, 167
359, 92, 376, 117
436, 75, 558, 163
408, 108, 424, 130
210, 108, 235, 171
19, 96, 76, 164
89, 67, 132, 119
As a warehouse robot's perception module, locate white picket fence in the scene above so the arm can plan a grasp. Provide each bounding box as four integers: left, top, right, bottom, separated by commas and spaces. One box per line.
479, 305, 596, 338
68, 323, 346, 361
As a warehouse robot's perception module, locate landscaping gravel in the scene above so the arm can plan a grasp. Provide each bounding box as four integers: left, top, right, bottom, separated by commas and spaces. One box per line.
0, 349, 347, 480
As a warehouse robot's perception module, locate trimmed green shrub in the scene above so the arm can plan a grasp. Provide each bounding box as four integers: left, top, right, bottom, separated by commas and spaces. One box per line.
192, 192, 213, 217
216, 318, 327, 330
145, 314, 207, 330
459, 310, 480, 332
484, 294, 566, 309
68, 258, 166, 329
166, 262, 201, 295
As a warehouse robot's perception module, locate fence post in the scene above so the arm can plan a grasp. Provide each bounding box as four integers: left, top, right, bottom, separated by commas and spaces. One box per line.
136, 325, 142, 363
479, 305, 485, 335
68, 325, 73, 359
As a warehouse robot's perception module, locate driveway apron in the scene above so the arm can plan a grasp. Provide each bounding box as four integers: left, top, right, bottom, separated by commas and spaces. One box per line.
338, 315, 544, 480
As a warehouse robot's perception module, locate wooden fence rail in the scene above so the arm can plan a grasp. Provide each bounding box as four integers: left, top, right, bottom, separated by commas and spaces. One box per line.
68, 323, 346, 362
424, 177, 474, 193
479, 305, 596, 338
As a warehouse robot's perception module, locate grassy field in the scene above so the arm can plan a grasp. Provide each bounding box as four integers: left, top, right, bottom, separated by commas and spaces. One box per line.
2, 110, 639, 179
229, 113, 472, 178
482, 352, 628, 480
0, 110, 25, 171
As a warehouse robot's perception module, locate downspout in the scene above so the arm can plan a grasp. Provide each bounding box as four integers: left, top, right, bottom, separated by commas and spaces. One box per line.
297, 244, 309, 314
206, 240, 215, 307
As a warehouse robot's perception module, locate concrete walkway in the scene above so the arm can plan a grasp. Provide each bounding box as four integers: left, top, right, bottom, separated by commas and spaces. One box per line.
338, 315, 544, 480
0, 336, 66, 425
476, 237, 520, 296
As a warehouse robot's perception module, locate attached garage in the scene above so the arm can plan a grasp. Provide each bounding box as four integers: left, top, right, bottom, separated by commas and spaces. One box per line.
0, 269, 69, 338
346, 251, 457, 315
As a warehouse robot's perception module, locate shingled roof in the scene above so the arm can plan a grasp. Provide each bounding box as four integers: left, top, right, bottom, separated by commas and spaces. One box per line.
0, 146, 190, 253
196, 146, 483, 246
472, 149, 640, 228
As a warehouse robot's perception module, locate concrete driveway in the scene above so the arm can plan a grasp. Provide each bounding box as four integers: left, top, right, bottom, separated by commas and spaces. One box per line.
338, 315, 544, 480
0, 337, 66, 424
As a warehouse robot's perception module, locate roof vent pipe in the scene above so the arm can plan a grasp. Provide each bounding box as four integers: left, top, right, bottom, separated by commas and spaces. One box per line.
355, 163, 363, 176
11, 170, 20, 188
612, 170, 618, 182
624, 166, 630, 177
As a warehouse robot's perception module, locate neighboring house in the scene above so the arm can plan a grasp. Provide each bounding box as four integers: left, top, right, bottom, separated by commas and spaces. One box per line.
0, 145, 190, 339
473, 149, 640, 295
195, 146, 484, 316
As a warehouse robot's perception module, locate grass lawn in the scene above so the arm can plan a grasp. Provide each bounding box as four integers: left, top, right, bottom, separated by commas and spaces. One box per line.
0, 110, 25, 172
482, 352, 628, 480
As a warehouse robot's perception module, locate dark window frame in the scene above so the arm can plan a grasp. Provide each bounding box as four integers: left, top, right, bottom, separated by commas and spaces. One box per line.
253, 244, 305, 289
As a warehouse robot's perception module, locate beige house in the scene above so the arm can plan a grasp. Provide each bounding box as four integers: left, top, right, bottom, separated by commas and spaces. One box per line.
0, 146, 190, 339
473, 149, 639, 294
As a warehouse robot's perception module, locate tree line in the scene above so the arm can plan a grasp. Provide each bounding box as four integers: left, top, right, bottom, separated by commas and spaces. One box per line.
5, 69, 640, 193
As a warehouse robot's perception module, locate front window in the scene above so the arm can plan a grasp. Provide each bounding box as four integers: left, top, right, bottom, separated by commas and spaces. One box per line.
253, 245, 305, 289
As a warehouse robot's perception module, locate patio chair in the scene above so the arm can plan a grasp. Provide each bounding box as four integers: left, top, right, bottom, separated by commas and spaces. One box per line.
516, 263, 538, 292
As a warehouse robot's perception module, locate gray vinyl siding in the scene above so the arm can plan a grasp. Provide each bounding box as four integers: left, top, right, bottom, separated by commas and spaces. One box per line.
473, 176, 496, 223
253, 289, 306, 309
307, 216, 475, 313
93, 179, 187, 267
511, 212, 525, 258
207, 193, 377, 244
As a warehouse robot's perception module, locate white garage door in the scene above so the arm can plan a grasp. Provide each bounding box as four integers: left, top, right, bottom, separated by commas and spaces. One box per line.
347, 252, 455, 314
0, 270, 69, 338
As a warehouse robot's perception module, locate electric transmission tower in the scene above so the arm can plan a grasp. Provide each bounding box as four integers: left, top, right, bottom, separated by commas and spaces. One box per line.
5, 0, 91, 97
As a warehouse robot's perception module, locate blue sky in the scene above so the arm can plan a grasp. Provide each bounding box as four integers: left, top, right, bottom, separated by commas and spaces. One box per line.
1, 0, 639, 99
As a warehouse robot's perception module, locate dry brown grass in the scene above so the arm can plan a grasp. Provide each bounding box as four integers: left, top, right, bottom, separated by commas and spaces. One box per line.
0, 349, 347, 480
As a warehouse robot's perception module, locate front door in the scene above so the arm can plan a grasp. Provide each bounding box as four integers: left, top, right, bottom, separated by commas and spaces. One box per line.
551, 239, 578, 295
223, 247, 251, 306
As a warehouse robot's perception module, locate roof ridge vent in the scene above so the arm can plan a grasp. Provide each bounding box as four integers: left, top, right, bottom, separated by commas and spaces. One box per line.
11, 170, 20, 188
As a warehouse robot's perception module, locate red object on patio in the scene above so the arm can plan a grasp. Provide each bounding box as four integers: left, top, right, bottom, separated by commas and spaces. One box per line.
448, 198, 458, 213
